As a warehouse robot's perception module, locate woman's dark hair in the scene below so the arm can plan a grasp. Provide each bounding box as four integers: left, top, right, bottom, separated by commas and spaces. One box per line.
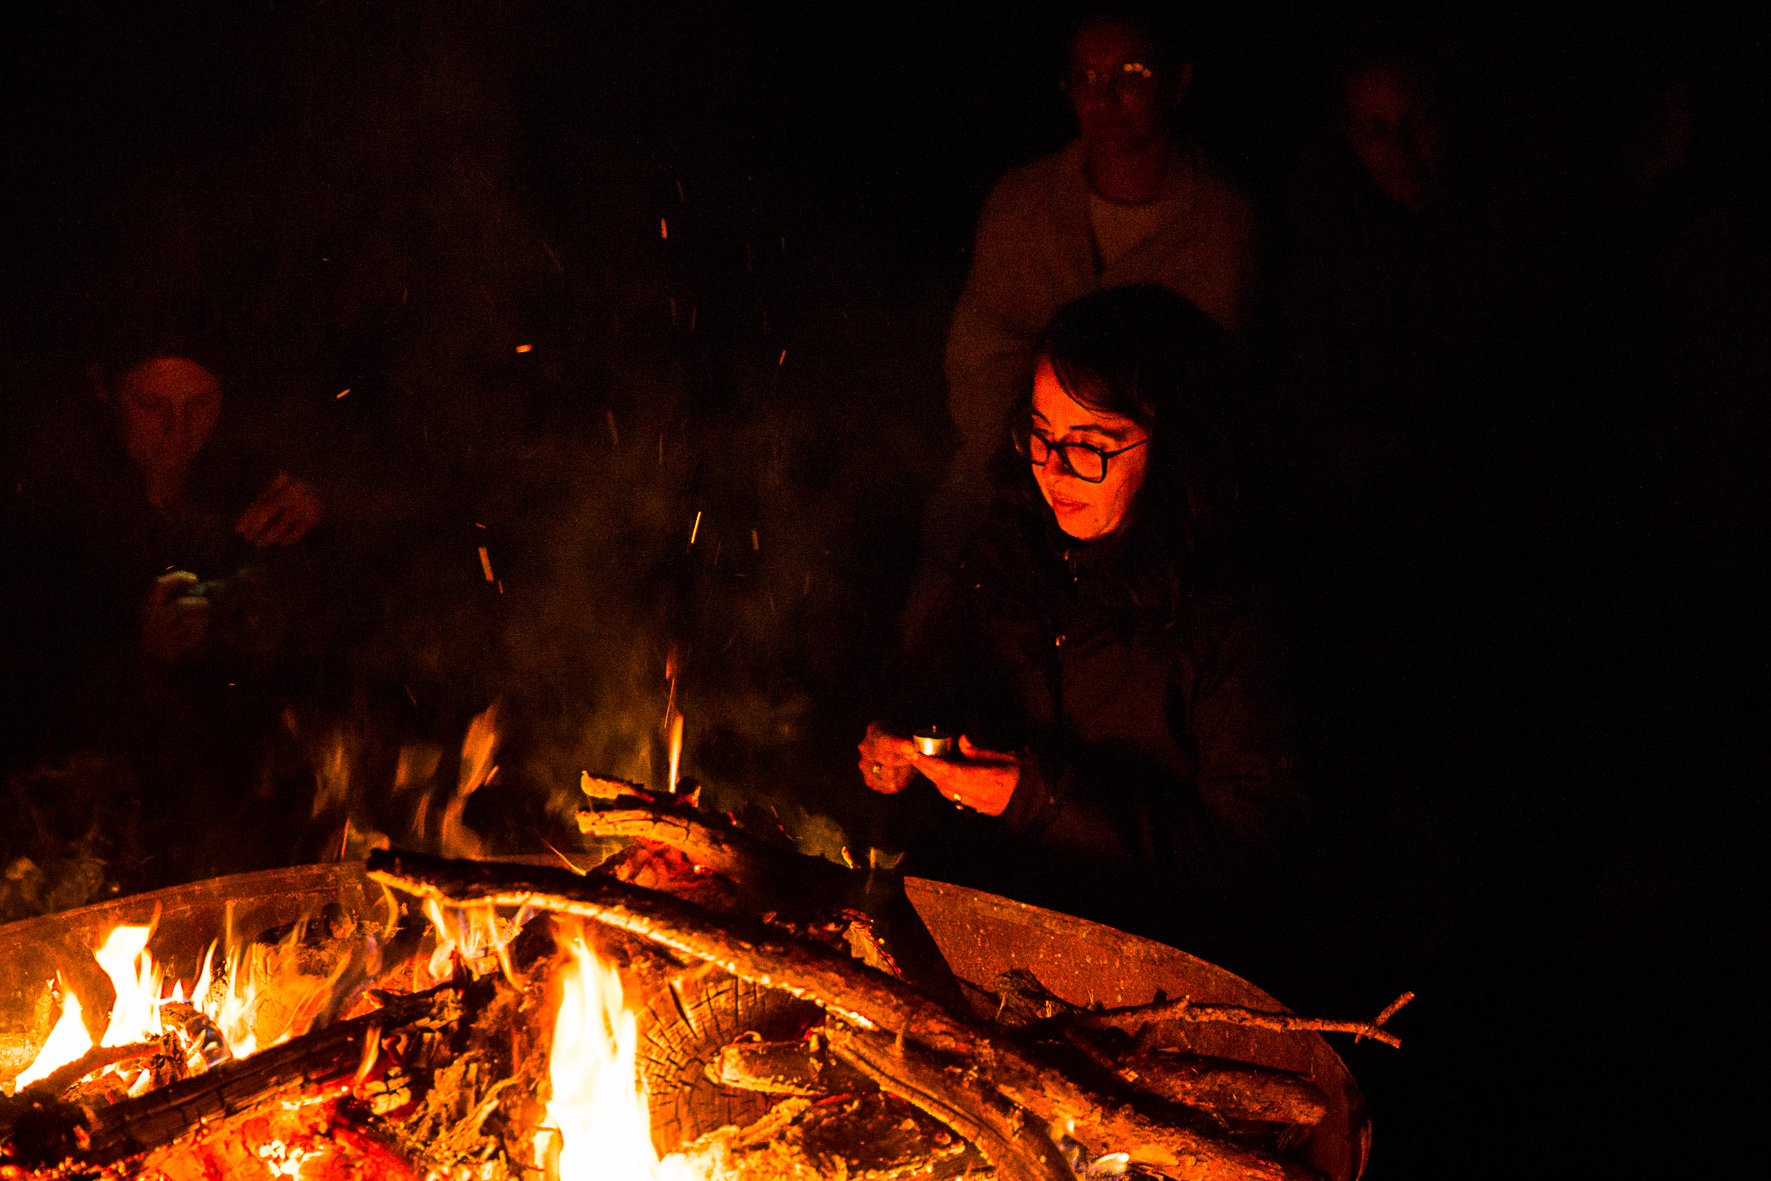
1006, 284, 1244, 620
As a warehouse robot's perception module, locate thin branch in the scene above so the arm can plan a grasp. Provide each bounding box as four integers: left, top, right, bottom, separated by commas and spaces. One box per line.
1078, 991, 1415, 1050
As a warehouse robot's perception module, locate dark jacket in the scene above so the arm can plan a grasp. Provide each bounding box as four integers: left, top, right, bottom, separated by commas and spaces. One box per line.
889, 498, 1310, 948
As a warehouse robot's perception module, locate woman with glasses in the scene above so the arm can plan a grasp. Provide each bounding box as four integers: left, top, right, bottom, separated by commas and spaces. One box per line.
860, 286, 1308, 953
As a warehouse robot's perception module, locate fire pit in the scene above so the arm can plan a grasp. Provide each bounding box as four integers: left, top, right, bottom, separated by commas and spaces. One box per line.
1, 830, 1384, 1181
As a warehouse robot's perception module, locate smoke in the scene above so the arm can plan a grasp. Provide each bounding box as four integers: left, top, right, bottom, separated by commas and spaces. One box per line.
2, 0, 959, 889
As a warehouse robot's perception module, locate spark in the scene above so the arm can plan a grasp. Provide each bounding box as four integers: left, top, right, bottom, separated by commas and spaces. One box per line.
689, 511, 701, 545
660, 218, 668, 239
543, 840, 588, 876
778, 349, 786, 366
478, 547, 495, 583
336, 389, 350, 398
516, 344, 533, 353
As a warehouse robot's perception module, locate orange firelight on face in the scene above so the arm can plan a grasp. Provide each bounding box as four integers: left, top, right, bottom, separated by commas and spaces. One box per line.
1028, 360, 1150, 542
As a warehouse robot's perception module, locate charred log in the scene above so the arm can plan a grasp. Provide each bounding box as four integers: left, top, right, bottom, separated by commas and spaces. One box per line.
578, 796, 968, 1011
710, 1037, 872, 1096
5, 983, 462, 1170
824, 1024, 1073, 1181
577, 800, 839, 897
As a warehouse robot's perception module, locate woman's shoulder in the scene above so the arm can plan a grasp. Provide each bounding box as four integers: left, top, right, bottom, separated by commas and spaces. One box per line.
1158, 585, 1287, 671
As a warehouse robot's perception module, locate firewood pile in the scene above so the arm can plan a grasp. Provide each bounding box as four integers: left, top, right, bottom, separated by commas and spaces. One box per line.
0, 789, 1407, 1181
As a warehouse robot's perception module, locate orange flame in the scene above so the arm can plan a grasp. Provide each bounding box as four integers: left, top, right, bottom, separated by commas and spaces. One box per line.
667, 713, 684, 793
14, 983, 90, 1088
440, 704, 498, 859
543, 927, 704, 1181
15, 924, 168, 1089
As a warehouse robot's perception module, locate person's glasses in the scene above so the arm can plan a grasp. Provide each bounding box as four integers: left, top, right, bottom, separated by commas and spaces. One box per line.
1019, 430, 1149, 483
1063, 62, 1158, 99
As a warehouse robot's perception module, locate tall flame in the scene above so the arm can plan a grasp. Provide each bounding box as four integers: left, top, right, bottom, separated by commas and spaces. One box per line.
14, 984, 89, 1088
544, 927, 704, 1181
96, 924, 161, 1046
546, 928, 656, 1180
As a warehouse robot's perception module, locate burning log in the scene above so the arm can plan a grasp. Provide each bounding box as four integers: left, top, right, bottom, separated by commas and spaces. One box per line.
713, 1031, 1328, 1133
4, 982, 462, 1170
577, 792, 969, 1011
15, 1041, 160, 1101
366, 848, 1326, 1181
575, 798, 831, 897
673, 1091, 987, 1181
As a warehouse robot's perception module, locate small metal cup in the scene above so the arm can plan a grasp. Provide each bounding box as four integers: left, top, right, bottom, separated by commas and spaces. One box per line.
912, 726, 953, 757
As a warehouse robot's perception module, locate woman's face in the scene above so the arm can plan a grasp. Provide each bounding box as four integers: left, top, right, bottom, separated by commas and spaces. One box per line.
1031, 359, 1149, 541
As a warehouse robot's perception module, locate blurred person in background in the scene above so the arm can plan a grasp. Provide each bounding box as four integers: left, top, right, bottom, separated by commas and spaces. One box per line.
11, 324, 347, 882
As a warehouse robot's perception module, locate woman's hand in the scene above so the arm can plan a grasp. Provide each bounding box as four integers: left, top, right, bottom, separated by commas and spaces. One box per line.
912, 735, 1021, 816
858, 723, 918, 793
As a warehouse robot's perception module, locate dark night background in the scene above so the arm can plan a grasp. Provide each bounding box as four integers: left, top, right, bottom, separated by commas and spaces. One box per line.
1, 1, 1763, 1175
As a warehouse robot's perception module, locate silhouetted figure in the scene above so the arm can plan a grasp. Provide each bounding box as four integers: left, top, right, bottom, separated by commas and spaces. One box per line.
908, 9, 1258, 635
14, 338, 342, 882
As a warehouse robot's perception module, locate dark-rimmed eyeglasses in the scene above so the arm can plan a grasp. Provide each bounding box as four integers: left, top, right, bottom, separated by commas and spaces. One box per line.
1062, 62, 1158, 98
1018, 430, 1149, 482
